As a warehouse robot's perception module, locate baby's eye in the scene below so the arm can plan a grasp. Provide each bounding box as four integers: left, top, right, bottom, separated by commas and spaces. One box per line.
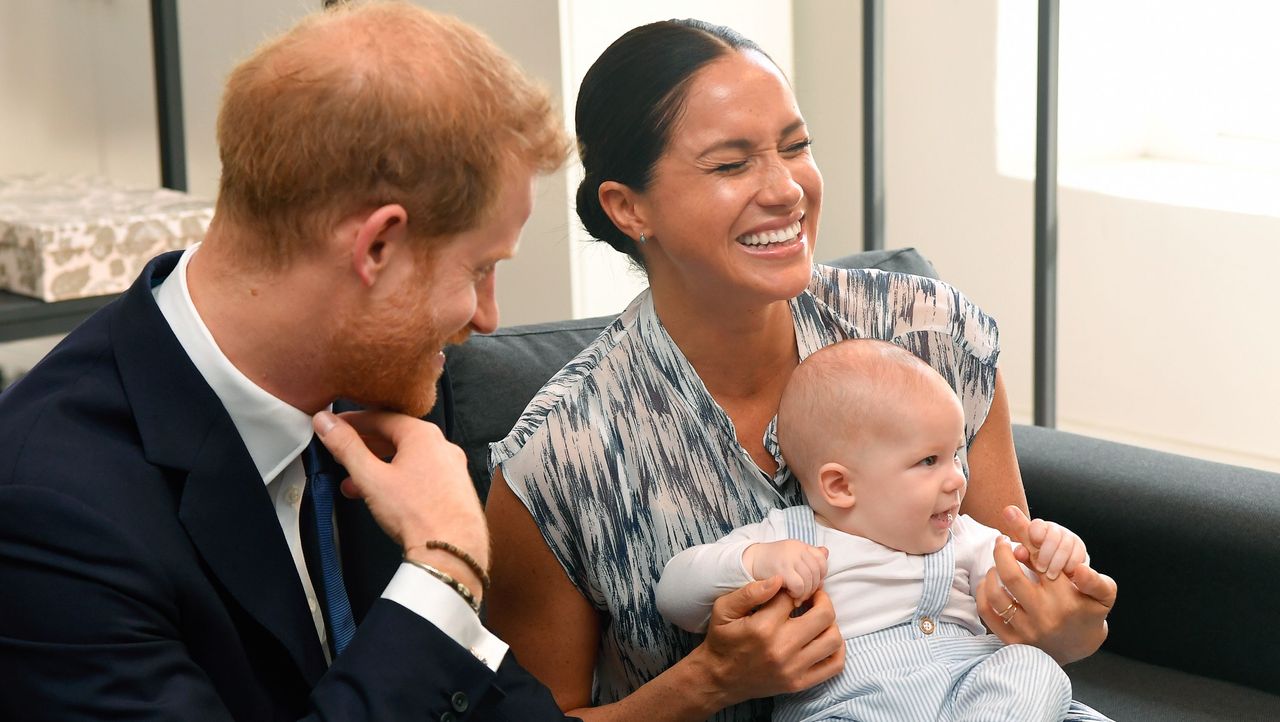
920, 455, 938, 467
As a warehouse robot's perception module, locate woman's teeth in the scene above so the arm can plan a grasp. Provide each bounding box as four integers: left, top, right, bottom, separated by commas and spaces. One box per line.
738, 220, 802, 246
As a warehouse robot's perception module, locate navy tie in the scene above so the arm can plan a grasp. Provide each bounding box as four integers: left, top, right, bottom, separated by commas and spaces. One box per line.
302, 437, 357, 656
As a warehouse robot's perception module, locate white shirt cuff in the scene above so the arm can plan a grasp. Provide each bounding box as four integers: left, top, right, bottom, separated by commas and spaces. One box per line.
383, 562, 509, 672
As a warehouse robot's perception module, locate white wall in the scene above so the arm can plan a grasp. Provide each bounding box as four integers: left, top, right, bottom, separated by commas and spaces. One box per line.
0, 0, 158, 186
791, 0, 863, 264
794, 1, 1279, 472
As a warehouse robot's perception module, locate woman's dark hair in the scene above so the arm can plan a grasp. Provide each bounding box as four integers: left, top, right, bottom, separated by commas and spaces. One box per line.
574, 19, 768, 268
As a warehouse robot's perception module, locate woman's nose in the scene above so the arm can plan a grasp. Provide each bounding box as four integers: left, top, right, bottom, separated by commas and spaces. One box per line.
756, 160, 803, 208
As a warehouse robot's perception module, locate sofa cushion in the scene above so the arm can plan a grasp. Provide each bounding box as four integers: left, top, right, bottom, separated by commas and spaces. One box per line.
1067, 649, 1280, 721
1015, 424, 1280, 697
446, 247, 939, 498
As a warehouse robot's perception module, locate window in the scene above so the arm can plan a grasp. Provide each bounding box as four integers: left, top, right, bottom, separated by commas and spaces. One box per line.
997, 0, 1280, 218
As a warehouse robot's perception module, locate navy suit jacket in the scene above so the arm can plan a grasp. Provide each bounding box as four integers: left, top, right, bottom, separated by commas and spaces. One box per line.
0, 252, 568, 721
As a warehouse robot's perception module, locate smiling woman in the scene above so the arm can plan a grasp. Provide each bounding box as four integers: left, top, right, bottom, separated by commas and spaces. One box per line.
607, 49, 821, 324
484, 17, 1116, 722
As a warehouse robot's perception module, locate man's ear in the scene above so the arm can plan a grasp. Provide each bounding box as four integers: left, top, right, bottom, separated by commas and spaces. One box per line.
817, 462, 856, 509
350, 204, 410, 287
598, 180, 649, 243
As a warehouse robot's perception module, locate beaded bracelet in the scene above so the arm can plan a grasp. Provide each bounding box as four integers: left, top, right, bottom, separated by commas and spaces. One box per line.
404, 559, 482, 614
410, 539, 491, 592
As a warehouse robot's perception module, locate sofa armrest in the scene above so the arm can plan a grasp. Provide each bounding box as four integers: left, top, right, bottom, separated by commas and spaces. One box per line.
1013, 424, 1280, 695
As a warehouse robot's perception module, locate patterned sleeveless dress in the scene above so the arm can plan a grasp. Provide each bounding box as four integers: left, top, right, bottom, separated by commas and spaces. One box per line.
494, 265, 1001, 721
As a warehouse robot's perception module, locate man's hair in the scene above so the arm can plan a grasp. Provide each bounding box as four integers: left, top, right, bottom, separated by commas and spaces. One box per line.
214, 0, 568, 265
777, 339, 952, 484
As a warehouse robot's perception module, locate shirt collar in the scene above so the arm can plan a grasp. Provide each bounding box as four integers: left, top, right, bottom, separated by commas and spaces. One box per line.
153, 244, 314, 484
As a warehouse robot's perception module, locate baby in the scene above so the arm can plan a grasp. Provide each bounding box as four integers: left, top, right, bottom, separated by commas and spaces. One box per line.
656, 339, 1095, 722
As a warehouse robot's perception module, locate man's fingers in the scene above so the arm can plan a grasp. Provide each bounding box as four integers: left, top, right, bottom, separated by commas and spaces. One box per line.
334, 409, 442, 457
313, 410, 379, 481
339, 476, 362, 500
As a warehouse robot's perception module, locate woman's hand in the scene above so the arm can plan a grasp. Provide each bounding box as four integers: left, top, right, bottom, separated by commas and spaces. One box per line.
976, 511, 1117, 664
691, 578, 845, 706
1011, 512, 1087, 581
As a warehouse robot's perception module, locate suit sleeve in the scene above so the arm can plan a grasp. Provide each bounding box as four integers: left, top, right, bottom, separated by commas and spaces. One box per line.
0, 485, 574, 721
0, 485, 235, 721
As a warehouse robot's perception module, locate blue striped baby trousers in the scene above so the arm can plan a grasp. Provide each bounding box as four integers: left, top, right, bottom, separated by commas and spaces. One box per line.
771, 506, 1111, 722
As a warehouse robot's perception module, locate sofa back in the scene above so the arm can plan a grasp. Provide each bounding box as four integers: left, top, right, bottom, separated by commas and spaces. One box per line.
444, 247, 939, 499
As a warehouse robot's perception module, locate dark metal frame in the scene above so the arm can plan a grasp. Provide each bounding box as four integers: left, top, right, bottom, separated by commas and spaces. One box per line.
1033, 0, 1059, 427
150, 0, 187, 191
862, 0, 885, 252
0, 292, 116, 344
859, 0, 1060, 427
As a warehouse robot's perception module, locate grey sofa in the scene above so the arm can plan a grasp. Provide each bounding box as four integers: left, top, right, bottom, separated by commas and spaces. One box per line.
445, 248, 1280, 720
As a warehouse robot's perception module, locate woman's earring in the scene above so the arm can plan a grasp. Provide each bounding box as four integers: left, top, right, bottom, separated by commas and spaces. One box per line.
637, 233, 647, 245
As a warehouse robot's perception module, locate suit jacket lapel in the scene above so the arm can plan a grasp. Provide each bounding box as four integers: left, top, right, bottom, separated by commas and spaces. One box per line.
111, 252, 328, 685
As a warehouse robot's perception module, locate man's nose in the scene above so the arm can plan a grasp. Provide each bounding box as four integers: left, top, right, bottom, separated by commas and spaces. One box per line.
469, 273, 499, 335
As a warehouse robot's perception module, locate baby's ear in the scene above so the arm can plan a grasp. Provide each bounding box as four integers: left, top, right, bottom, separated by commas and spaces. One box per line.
817, 462, 856, 509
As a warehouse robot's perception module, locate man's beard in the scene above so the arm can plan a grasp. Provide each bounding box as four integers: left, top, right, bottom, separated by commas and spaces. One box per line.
329, 300, 471, 418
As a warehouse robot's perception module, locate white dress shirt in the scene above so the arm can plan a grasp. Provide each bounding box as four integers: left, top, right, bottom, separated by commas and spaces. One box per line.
154, 244, 507, 670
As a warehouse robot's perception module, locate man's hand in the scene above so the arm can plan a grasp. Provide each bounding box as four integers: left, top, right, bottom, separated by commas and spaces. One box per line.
742, 540, 828, 605
313, 410, 489, 594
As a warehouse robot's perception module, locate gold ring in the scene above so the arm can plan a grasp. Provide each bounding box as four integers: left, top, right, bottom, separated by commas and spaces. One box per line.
997, 601, 1019, 624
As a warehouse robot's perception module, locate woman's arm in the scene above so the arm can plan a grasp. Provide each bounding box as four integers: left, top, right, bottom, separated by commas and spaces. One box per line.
485, 470, 600, 712
486, 469, 845, 721
961, 370, 1116, 663
961, 370, 1029, 532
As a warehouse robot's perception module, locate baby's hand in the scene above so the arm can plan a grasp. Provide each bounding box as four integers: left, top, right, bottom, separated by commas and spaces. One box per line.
743, 540, 828, 605
1014, 518, 1087, 580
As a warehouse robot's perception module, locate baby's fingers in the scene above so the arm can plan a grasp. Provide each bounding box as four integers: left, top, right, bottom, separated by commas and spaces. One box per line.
1044, 529, 1077, 580
1063, 536, 1087, 575
1031, 522, 1063, 575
